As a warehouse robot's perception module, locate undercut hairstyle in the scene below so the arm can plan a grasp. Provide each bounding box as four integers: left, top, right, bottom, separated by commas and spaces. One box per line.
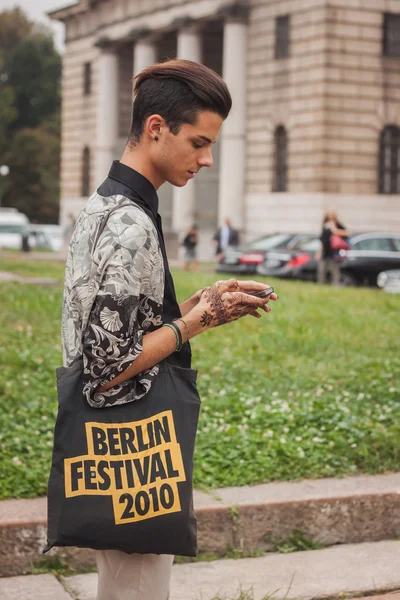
129, 59, 232, 145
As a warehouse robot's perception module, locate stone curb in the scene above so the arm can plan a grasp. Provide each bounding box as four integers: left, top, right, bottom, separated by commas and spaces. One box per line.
1, 473, 400, 577
63, 541, 400, 600
3, 542, 400, 600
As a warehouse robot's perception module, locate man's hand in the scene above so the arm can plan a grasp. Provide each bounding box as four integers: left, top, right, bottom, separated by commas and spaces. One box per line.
234, 279, 278, 301
179, 287, 210, 317
188, 278, 277, 331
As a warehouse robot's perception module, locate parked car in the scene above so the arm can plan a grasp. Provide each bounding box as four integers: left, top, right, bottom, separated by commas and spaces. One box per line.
216, 232, 316, 274
377, 269, 400, 293
257, 237, 320, 280
0, 208, 30, 250
340, 232, 400, 286
29, 224, 64, 252
257, 232, 400, 287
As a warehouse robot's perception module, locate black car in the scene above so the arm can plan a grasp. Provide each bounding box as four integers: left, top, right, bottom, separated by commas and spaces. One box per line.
257, 232, 400, 286
216, 232, 316, 275
340, 232, 400, 286
256, 237, 320, 280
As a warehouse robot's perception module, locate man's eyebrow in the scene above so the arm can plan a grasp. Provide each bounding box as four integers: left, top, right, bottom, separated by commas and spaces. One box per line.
197, 135, 215, 144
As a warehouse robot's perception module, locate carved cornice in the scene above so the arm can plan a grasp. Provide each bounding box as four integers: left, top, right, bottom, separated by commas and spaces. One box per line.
217, 1, 249, 23
48, 0, 105, 23
94, 35, 114, 49
125, 27, 152, 42
48, 1, 83, 22
170, 16, 194, 30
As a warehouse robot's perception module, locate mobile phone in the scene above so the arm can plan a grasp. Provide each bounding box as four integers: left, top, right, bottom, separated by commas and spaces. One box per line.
250, 286, 274, 298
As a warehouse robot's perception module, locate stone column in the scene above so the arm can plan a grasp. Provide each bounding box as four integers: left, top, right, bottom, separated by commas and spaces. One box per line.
95, 48, 119, 186
218, 8, 248, 229
172, 23, 202, 238
133, 37, 157, 76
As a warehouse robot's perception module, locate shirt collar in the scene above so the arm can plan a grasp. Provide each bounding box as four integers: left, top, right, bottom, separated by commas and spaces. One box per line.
108, 161, 159, 217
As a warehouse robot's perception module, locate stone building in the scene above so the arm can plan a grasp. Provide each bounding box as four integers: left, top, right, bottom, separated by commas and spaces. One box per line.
50, 0, 400, 258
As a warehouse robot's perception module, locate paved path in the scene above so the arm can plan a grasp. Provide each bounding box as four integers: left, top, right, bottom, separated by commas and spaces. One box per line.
0, 250, 216, 271
0, 271, 59, 286
2, 541, 400, 600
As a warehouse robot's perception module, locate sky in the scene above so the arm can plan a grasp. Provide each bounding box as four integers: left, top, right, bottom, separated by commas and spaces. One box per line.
0, 0, 68, 52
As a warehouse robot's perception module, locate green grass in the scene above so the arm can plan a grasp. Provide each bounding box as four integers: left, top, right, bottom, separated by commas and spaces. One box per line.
0, 257, 400, 499
27, 555, 96, 578
263, 529, 325, 553
0, 255, 65, 282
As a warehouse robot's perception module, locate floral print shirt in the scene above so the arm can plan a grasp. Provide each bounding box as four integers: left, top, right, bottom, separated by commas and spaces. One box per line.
61, 163, 164, 408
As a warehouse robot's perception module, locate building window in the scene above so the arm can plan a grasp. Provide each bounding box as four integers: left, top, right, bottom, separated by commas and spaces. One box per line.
274, 126, 288, 192
383, 13, 400, 57
82, 147, 90, 197
83, 62, 92, 95
275, 15, 290, 59
379, 126, 400, 194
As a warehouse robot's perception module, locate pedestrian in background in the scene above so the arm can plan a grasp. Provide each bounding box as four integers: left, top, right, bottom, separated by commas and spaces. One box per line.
316, 210, 350, 286
213, 217, 239, 260
182, 224, 199, 271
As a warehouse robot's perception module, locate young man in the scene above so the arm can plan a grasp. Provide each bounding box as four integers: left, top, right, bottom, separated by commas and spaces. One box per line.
62, 59, 277, 600
213, 216, 240, 257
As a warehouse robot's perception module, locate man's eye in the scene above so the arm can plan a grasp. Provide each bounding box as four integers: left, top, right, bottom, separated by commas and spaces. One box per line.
192, 142, 202, 149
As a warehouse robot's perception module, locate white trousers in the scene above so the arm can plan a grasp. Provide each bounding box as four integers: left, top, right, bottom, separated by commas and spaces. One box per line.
96, 550, 174, 600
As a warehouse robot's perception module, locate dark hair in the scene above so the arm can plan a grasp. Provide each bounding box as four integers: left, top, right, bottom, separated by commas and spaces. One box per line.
322, 211, 339, 226
129, 59, 232, 144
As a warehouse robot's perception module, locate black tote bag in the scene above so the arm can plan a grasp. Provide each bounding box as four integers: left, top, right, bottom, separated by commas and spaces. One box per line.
45, 193, 201, 557
45, 359, 200, 556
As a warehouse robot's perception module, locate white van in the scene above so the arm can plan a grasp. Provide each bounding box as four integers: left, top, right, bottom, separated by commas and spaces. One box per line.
0, 208, 30, 250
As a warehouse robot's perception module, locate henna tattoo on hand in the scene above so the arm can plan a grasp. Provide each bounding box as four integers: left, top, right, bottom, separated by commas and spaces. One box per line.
200, 311, 213, 327
197, 279, 265, 329
203, 285, 227, 325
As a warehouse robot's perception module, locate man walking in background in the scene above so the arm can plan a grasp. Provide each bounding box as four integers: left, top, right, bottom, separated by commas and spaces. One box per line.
182, 224, 199, 271
213, 217, 240, 259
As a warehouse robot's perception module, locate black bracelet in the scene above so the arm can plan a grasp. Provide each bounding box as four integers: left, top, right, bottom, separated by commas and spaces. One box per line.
162, 323, 180, 351
169, 321, 183, 352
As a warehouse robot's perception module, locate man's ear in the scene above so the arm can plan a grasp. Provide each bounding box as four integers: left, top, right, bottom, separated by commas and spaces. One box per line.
145, 114, 165, 140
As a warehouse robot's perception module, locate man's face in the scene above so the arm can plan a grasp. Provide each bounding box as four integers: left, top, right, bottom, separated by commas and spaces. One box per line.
154, 110, 223, 187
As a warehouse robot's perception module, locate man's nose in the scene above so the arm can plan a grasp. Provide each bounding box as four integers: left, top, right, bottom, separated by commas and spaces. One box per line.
198, 148, 213, 168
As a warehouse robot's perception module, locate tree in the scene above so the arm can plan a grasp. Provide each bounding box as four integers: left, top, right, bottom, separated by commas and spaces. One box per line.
0, 7, 33, 59
8, 35, 61, 132
0, 84, 17, 156
0, 8, 62, 223
2, 127, 60, 224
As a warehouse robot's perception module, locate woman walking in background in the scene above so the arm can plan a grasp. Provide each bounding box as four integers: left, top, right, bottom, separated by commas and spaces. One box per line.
317, 210, 350, 286
182, 224, 199, 271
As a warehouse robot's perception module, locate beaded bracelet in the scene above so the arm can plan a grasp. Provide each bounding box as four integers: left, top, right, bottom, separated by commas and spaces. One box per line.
169, 321, 183, 352
163, 322, 183, 352
163, 323, 180, 352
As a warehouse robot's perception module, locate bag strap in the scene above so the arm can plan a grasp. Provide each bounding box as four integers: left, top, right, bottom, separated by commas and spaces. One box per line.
127, 198, 192, 369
